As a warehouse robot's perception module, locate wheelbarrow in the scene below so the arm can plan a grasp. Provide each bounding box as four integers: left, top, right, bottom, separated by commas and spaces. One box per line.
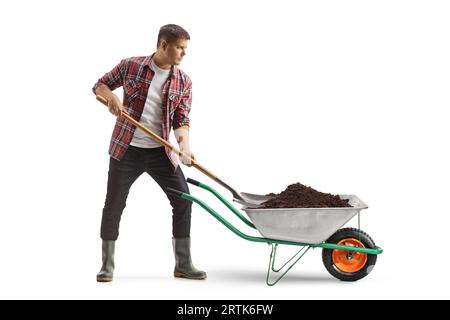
167, 178, 383, 286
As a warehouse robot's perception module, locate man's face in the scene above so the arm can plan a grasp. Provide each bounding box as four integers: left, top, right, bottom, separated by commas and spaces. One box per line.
163, 38, 188, 65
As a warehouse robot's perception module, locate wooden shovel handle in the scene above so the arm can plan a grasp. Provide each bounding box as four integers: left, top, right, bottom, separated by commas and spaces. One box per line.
96, 95, 172, 149
95, 95, 218, 179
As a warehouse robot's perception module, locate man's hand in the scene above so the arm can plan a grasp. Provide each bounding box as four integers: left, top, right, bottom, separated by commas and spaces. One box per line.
179, 146, 195, 167
95, 84, 123, 116
107, 94, 123, 116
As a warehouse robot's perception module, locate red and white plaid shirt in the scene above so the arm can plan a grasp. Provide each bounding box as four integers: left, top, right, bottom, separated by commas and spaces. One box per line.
92, 53, 192, 171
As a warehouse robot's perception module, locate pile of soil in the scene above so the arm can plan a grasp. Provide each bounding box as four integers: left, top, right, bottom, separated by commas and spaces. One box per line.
259, 182, 352, 208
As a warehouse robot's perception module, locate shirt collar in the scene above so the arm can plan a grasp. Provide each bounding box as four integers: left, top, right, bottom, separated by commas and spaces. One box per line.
145, 53, 178, 78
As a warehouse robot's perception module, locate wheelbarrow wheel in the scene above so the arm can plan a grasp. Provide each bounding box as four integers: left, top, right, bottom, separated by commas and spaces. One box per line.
322, 228, 377, 281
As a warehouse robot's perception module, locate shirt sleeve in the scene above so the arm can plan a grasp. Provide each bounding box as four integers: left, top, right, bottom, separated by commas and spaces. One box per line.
92, 59, 126, 94
173, 80, 192, 129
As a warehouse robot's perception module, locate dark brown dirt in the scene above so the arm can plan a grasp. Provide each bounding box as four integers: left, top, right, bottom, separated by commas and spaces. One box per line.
259, 182, 352, 208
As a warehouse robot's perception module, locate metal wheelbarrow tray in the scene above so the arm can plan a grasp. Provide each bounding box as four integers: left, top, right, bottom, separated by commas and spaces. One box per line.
243, 194, 368, 244
167, 178, 383, 286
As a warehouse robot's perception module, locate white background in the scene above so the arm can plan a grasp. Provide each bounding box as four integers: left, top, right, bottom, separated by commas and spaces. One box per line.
0, 0, 449, 300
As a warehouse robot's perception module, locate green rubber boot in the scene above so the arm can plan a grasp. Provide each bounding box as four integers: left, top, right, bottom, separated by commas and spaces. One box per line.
172, 237, 207, 280
96, 240, 115, 282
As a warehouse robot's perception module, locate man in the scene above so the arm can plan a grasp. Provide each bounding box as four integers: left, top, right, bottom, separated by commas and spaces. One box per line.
92, 24, 206, 282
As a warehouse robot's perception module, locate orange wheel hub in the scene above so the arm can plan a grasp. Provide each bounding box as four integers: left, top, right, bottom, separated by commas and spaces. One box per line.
332, 238, 368, 273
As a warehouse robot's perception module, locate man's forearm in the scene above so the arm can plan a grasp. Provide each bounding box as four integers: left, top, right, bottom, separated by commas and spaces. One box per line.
174, 126, 190, 145
174, 126, 194, 165
95, 83, 115, 101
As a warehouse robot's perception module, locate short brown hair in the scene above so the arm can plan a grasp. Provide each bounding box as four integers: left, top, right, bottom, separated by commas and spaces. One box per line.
157, 24, 190, 47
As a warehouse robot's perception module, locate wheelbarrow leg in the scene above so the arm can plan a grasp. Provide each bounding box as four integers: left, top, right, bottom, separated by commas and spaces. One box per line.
266, 244, 311, 286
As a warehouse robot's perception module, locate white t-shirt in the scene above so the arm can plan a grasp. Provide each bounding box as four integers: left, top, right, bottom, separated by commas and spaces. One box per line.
130, 60, 171, 148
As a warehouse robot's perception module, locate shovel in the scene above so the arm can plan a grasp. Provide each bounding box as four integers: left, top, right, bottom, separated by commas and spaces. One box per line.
96, 95, 272, 207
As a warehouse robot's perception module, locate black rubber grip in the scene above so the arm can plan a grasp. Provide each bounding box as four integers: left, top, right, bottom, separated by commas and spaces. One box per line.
166, 187, 184, 197
186, 178, 201, 186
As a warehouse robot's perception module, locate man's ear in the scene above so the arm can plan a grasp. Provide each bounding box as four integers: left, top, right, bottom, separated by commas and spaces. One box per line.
160, 40, 168, 51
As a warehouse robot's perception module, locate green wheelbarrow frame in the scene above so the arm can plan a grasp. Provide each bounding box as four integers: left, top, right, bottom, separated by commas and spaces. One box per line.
167, 178, 383, 286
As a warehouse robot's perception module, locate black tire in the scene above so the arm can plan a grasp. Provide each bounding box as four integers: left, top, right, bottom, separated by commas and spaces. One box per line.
322, 228, 377, 281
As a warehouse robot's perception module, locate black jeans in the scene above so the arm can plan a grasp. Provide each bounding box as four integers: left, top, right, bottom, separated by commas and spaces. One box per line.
100, 146, 191, 240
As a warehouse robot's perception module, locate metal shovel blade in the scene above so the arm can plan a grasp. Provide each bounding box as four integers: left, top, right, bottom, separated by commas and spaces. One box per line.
233, 192, 274, 208
204, 176, 275, 208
